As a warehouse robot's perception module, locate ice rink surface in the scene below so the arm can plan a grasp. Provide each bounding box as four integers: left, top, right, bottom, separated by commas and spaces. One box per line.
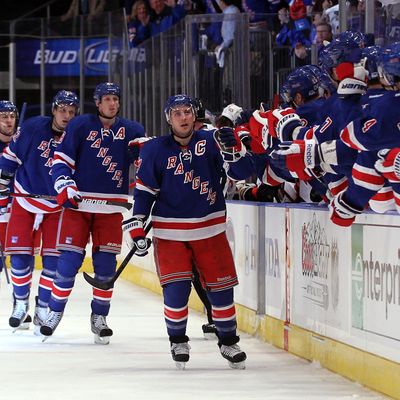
0, 272, 388, 400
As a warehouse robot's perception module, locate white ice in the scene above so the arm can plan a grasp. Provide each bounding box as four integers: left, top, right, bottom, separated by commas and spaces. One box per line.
0, 272, 387, 400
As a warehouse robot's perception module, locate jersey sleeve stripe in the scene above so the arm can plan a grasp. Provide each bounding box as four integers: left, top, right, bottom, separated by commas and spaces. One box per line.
135, 181, 159, 196
3, 147, 22, 165
328, 176, 348, 196
352, 163, 385, 191
265, 165, 286, 185
53, 152, 76, 170
340, 123, 368, 151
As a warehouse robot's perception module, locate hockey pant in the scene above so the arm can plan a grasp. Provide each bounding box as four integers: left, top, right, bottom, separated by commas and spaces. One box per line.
48, 250, 115, 316
163, 280, 238, 341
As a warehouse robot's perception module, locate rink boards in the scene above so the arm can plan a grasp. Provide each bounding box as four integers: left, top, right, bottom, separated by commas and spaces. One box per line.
82, 201, 400, 399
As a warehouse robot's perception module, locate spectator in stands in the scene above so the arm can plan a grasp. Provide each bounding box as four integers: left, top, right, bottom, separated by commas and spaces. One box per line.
289, 0, 313, 65
276, 6, 293, 47
214, 0, 241, 105
61, 0, 106, 21
148, 0, 186, 36
385, 2, 400, 43
127, 0, 151, 47
311, 21, 333, 56
276, 2, 311, 61
322, 0, 339, 34
314, 21, 332, 45
347, 1, 385, 45
215, 0, 241, 68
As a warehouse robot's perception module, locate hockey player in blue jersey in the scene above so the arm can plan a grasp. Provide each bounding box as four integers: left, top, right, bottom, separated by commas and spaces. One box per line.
328, 42, 400, 225
343, 44, 395, 216
0, 101, 19, 254
264, 31, 368, 199
125, 94, 246, 369
222, 66, 330, 203
0, 91, 79, 332
40, 82, 145, 344
0, 100, 33, 327
0, 100, 20, 299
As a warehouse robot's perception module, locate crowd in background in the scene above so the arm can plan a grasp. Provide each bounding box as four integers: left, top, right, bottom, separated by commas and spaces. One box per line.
121, 0, 400, 61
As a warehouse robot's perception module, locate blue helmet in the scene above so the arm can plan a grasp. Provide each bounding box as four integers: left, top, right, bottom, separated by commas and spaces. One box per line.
337, 30, 366, 49
52, 90, 79, 112
280, 65, 321, 104
319, 69, 337, 95
0, 100, 18, 116
318, 31, 365, 73
164, 94, 196, 122
378, 42, 400, 86
304, 64, 337, 95
362, 46, 381, 81
93, 82, 121, 102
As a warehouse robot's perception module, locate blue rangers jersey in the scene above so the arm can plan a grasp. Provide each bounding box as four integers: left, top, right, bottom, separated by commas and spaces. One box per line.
133, 129, 227, 241
0, 116, 61, 214
342, 149, 392, 214
360, 87, 387, 110
336, 90, 398, 214
52, 114, 145, 214
291, 94, 363, 196
295, 97, 325, 129
298, 94, 363, 145
340, 91, 400, 151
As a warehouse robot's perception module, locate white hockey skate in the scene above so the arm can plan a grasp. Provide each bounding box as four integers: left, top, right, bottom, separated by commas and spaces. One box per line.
91, 314, 113, 345
40, 310, 63, 342
219, 343, 247, 370
9, 298, 30, 332
170, 342, 191, 370
33, 297, 48, 336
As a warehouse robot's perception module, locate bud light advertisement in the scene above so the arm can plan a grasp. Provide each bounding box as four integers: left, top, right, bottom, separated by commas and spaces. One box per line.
16, 38, 145, 77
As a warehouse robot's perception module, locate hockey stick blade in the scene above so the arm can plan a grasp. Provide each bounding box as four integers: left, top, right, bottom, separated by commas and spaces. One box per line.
80, 198, 132, 211
83, 222, 152, 289
83, 246, 137, 290
9, 193, 132, 210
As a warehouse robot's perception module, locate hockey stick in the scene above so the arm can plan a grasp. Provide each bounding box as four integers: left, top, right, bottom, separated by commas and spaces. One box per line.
0, 242, 10, 285
10, 192, 132, 211
83, 221, 152, 290
18, 102, 27, 129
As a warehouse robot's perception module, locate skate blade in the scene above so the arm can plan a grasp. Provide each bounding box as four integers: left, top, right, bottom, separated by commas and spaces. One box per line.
203, 332, 217, 340
11, 324, 27, 333
41, 335, 51, 342
228, 360, 246, 370
175, 361, 187, 370
94, 334, 110, 345
19, 322, 30, 330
